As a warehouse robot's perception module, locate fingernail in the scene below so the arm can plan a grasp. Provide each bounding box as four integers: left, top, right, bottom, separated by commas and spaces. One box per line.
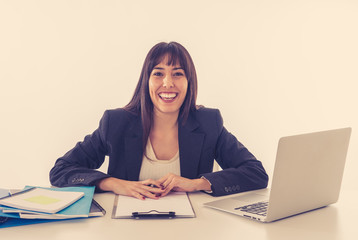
155, 193, 161, 197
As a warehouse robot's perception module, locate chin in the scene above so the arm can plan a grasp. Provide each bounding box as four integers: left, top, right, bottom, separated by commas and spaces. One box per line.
155, 107, 181, 115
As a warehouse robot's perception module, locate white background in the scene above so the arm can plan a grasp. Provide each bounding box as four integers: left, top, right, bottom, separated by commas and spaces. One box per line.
0, 0, 357, 192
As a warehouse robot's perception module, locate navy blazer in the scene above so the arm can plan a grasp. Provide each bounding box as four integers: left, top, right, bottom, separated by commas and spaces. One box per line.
50, 107, 268, 196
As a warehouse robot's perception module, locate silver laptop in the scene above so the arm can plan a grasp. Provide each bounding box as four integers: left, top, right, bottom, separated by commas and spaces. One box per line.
204, 128, 352, 222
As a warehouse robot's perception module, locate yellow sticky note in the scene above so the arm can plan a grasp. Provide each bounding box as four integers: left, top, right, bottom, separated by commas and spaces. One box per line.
24, 195, 61, 205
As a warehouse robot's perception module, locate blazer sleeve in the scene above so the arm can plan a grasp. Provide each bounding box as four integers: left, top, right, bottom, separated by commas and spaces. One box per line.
49, 111, 111, 189
200, 110, 268, 196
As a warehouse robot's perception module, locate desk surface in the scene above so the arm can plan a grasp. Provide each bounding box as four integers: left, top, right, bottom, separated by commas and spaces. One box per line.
1, 188, 357, 240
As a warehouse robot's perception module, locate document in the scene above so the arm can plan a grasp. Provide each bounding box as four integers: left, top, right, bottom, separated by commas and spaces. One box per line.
112, 192, 195, 219
1, 186, 97, 219
0, 186, 105, 228
0, 187, 84, 214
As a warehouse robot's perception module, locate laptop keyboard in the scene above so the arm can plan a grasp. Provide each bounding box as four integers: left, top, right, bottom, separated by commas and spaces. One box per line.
235, 201, 268, 216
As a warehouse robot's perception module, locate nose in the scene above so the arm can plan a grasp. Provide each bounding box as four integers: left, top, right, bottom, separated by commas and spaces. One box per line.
163, 75, 174, 88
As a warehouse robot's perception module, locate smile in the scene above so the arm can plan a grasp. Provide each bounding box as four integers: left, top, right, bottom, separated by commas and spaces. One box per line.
158, 92, 178, 101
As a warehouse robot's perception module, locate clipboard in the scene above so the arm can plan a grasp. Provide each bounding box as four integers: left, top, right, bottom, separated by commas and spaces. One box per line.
112, 192, 195, 219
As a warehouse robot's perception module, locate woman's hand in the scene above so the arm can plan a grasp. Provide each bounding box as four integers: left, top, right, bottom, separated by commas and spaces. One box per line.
157, 173, 212, 197
97, 177, 165, 200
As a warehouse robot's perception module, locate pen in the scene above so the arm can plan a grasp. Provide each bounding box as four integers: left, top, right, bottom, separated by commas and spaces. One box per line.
0, 217, 9, 224
0, 187, 35, 200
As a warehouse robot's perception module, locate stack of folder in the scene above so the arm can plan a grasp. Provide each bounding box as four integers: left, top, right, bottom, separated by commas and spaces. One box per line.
0, 186, 105, 228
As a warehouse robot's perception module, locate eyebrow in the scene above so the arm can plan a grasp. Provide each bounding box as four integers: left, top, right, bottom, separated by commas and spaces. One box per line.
153, 67, 184, 70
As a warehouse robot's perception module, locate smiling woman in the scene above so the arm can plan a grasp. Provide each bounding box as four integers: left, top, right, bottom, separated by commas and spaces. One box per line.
49, 42, 269, 200
124, 42, 198, 156
147, 60, 188, 162
149, 61, 188, 117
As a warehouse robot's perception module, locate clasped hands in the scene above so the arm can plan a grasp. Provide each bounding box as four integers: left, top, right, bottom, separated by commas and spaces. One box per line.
98, 173, 211, 200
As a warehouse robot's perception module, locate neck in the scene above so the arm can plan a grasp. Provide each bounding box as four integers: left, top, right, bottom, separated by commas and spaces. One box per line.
152, 110, 179, 131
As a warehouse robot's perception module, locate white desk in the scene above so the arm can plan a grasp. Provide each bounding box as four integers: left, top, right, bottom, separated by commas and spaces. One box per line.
1, 188, 357, 240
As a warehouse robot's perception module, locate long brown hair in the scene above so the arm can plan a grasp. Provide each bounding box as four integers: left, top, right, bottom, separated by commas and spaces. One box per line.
124, 42, 198, 152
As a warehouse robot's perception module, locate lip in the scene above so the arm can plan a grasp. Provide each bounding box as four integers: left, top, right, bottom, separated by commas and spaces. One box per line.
158, 92, 178, 102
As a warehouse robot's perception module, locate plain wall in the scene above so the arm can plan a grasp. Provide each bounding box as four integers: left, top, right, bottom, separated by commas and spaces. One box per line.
0, 0, 357, 191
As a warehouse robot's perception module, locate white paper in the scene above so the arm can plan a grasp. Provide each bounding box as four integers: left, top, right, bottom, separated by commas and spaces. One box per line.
114, 192, 195, 218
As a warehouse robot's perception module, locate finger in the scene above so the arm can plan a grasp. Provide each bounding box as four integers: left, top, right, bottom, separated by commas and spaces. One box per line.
141, 179, 155, 186
139, 181, 165, 192
152, 179, 165, 189
160, 188, 173, 197
136, 187, 160, 200
132, 192, 145, 200
142, 185, 165, 194
161, 175, 175, 189
157, 173, 175, 185
141, 179, 165, 190
157, 174, 169, 184
161, 182, 175, 197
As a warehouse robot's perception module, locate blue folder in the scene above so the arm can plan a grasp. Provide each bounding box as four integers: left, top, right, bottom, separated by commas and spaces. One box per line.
0, 186, 97, 228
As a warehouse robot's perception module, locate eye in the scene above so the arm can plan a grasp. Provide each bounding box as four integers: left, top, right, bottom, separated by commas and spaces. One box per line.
152, 71, 163, 77
173, 72, 185, 77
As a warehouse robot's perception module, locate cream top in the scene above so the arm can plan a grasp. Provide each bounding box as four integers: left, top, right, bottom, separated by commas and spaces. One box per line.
138, 139, 181, 181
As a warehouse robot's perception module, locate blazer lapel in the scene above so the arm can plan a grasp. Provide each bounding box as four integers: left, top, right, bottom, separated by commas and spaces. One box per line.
124, 118, 143, 181
179, 114, 205, 179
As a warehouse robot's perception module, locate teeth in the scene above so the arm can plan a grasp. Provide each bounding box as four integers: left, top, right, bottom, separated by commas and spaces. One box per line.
159, 93, 177, 99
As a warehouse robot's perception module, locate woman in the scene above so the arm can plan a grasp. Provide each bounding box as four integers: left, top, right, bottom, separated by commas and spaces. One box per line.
49, 42, 268, 200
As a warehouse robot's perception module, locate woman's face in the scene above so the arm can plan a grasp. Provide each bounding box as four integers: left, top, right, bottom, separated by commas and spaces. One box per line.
148, 56, 188, 117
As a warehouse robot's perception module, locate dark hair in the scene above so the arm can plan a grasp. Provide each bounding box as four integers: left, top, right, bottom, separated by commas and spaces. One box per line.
124, 41, 198, 153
